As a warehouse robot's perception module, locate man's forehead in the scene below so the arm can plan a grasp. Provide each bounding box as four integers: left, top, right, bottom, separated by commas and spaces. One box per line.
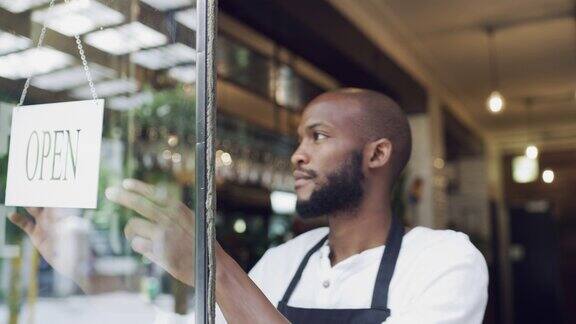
299, 96, 362, 130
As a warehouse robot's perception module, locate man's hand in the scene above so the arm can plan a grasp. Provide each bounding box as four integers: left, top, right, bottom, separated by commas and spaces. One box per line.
105, 179, 195, 286
8, 207, 91, 291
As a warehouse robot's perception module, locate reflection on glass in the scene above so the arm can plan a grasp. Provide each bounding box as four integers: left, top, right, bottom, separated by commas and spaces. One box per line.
0, 0, 197, 323
0, 48, 75, 80
217, 35, 324, 111
85, 22, 168, 55
31, 0, 125, 37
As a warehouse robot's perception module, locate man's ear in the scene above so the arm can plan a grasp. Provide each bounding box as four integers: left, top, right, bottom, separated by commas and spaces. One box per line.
365, 138, 392, 169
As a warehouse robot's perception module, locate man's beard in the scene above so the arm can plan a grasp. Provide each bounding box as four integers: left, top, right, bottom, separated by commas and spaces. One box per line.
296, 151, 364, 219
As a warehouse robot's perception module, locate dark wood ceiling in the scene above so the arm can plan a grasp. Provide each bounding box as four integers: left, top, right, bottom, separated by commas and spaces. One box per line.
219, 0, 428, 114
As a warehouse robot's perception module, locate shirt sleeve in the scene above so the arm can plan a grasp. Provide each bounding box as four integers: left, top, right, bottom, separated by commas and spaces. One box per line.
247, 247, 275, 290
384, 244, 489, 324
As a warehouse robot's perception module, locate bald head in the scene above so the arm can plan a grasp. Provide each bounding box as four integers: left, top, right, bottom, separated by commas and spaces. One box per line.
306, 88, 412, 184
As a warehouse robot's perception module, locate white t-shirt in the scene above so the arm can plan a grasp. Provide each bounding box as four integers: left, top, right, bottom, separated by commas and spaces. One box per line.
157, 226, 488, 324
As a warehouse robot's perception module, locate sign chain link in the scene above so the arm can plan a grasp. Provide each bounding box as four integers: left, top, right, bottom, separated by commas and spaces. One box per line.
18, 0, 100, 107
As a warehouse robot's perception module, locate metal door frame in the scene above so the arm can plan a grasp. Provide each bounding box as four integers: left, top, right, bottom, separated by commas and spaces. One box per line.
195, 0, 217, 322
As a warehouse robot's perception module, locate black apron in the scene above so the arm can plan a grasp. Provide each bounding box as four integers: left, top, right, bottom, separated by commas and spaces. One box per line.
277, 216, 404, 324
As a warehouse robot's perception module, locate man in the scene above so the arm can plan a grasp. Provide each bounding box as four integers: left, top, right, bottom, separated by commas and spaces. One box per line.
10, 88, 488, 323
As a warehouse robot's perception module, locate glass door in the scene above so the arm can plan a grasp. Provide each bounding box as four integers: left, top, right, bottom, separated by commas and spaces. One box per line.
0, 0, 207, 322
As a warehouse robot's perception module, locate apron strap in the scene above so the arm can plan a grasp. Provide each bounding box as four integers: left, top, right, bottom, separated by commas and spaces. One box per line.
279, 233, 329, 305
370, 215, 404, 310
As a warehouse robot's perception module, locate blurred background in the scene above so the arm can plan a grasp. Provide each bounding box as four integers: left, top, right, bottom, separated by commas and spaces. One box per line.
0, 0, 575, 323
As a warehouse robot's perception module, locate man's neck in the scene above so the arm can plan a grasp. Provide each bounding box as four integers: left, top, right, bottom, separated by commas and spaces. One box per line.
326, 198, 392, 266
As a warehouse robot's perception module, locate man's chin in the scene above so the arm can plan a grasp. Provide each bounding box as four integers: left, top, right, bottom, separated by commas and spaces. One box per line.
295, 200, 323, 219
295, 189, 312, 201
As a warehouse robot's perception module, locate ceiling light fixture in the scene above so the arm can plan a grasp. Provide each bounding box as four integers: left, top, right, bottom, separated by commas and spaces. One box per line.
70, 78, 138, 99
542, 169, 554, 184
130, 43, 196, 70
0, 0, 50, 13
486, 27, 505, 114
0, 47, 74, 80
512, 155, 539, 184
168, 64, 196, 84
140, 0, 193, 11
107, 92, 153, 111
32, 0, 124, 37
31, 63, 115, 91
85, 22, 167, 55
0, 31, 31, 56
487, 91, 504, 113
175, 8, 197, 31
522, 98, 539, 160
525, 145, 539, 160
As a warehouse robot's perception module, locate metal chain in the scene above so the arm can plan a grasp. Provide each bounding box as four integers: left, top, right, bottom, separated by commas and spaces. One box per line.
18, 0, 56, 106
73, 34, 99, 103
18, 0, 99, 107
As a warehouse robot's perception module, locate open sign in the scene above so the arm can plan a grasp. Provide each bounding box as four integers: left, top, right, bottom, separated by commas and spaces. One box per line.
25, 129, 81, 181
5, 100, 104, 208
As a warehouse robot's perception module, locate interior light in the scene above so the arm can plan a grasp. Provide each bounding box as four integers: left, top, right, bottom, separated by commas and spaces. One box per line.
512, 155, 538, 184
107, 92, 153, 111
0, 47, 74, 80
0, 0, 51, 13
220, 152, 233, 166
175, 8, 197, 31
542, 169, 554, 184
70, 78, 138, 99
525, 145, 539, 160
162, 150, 172, 160
487, 91, 505, 113
167, 135, 178, 147
270, 191, 297, 215
130, 43, 195, 70
233, 218, 247, 234
0, 31, 31, 56
140, 0, 193, 11
31, 64, 115, 92
32, 0, 124, 37
85, 22, 167, 55
433, 158, 445, 169
168, 64, 196, 84
171, 152, 182, 164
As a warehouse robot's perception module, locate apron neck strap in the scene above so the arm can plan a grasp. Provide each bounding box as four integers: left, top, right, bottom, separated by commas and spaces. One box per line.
279, 233, 328, 304
370, 215, 404, 310
279, 215, 405, 311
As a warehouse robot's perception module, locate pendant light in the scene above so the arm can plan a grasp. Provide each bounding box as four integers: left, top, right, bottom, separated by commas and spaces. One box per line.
542, 169, 555, 184
525, 144, 539, 159
523, 98, 538, 159
486, 27, 505, 113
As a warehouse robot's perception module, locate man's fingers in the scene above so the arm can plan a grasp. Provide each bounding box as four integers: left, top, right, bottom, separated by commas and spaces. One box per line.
122, 179, 170, 206
130, 236, 153, 255
124, 217, 157, 241
106, 187, 166, 223
125, 219, 164, 264
24, 207, 43, 219
129, 236, 165, 268
8, 213, 35, 235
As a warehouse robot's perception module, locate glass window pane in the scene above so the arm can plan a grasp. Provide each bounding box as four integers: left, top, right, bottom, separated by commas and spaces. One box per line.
0, 1, 201, 322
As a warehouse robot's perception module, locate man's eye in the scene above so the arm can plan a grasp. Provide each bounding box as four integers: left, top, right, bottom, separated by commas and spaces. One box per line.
313, 132, 327, 141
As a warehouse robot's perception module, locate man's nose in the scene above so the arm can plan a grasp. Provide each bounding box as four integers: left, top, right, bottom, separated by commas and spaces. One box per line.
290, 146, 310, 167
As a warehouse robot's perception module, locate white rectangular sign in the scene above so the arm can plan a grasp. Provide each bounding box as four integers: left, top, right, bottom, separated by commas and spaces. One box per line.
5, 100, 104, 209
